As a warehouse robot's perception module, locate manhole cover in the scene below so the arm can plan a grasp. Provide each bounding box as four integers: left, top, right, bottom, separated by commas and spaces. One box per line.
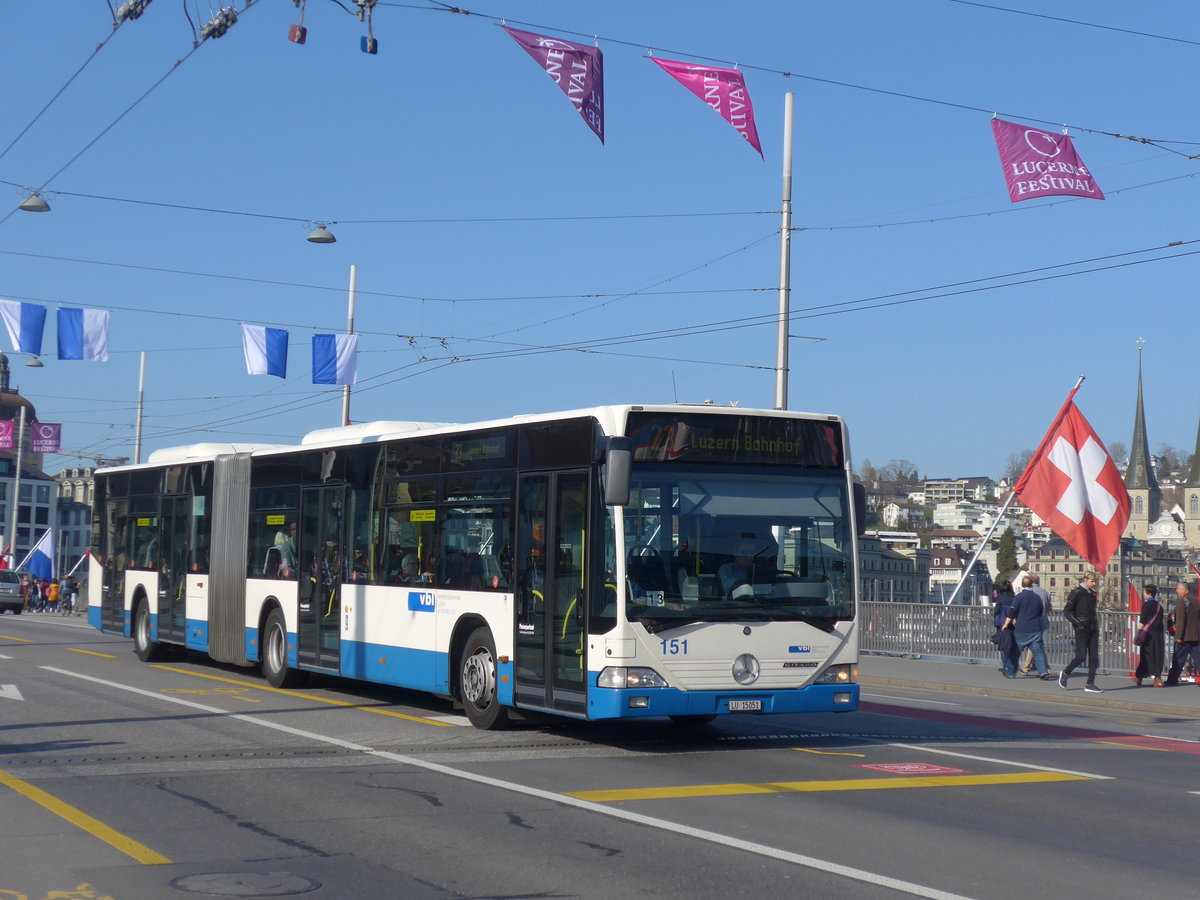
170, 872, 321, 896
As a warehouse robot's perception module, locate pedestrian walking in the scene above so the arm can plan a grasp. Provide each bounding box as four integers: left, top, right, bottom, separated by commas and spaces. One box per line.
1165, 581, 1200, 686
991, 580, 1019, 678
1060, 571, 1103, 692
1006, 576, 1054, 680
1133, 583, 1165, 687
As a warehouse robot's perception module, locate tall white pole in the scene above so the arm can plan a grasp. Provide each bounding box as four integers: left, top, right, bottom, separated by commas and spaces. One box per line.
134, 351, 146, 464
774, 93, 794, 410
8, 405, 24, 566
341, 264, 357, 427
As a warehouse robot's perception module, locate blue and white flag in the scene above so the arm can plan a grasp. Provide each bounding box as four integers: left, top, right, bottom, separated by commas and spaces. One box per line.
0, 300, 47, 355
241, 324, 289, 378
21, 529, 54, 582
312, 333, 358, 385
57, 307, 109, 361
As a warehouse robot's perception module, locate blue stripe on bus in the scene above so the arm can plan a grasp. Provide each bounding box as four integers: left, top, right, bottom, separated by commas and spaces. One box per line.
185, 619, 209, 653
585, 676, 859, 719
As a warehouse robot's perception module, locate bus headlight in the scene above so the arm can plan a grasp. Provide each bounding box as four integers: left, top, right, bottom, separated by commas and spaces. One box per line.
815, 664, 857, 685
597, 667, 669, 689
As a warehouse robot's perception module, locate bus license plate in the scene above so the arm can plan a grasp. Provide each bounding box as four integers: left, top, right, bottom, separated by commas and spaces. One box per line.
728, 699, 762, 711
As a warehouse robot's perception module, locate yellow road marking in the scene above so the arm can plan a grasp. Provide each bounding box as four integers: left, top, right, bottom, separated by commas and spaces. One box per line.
792, 748, 866, 757
67, 648, 117, 658
150, 665, 456, 727
1094, 740, 1173, 752
567, 771, 1089, 803
0, 769, 171, 865
0, 634, 33, 642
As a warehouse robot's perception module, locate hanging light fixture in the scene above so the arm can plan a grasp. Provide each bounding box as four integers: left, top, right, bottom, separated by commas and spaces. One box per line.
25, 356, 44, 368
18, 192, 50, 213
306, 224, 336, 244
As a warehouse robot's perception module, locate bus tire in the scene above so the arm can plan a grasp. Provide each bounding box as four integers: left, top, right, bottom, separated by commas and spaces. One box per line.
134, 601, 166, 663
262, 608, 305, 689
459, 627, 510, 730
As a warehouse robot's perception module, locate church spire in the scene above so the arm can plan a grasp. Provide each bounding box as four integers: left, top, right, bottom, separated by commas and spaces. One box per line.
1125, 343, 1158, 491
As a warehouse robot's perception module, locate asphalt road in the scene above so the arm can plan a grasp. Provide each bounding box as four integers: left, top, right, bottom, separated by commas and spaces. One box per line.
1, 615, 1196, 900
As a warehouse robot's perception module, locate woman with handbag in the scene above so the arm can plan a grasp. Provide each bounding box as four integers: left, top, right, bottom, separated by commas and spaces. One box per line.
1133, 584, 1165, 687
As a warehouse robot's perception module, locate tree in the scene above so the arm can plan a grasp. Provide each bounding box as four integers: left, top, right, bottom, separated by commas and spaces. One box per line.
1156, 443, 1186, 477
993, 527, 1019, 584
857, 457, 878, 487
1003, 450, 1033, 484
1107, 440, 1127, 470
879, 459, 919, 485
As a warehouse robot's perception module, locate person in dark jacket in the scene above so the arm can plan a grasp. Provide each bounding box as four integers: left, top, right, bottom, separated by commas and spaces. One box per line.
991, 580, 1019, 678
1165, 581, 1200, 686
1133, 583, 1165, 687
1059, 572, 1102, 692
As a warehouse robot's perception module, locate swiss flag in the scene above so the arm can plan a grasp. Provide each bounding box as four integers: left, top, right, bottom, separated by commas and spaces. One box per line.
1128, 581, 1141, 614
1014, 387, 1130, 571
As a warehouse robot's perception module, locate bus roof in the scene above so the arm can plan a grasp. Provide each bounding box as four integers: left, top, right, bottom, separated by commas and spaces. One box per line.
98, 404, 845, 472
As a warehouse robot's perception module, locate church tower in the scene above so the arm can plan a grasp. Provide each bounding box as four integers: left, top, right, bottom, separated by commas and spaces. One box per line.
1123, 348, 1160, 540
1183, 419, 1200, 549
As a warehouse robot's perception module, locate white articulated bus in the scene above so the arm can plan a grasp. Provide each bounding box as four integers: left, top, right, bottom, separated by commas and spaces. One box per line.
89, 404, 865, 728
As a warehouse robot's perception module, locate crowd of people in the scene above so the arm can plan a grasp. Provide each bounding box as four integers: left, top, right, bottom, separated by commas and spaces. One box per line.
992, 571, 1200, 692
17, 573, 82, 614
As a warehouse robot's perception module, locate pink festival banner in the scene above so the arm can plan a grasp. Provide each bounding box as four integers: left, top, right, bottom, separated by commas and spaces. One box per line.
30, 423, 60, 454
0, 421, 11, 451
504, 27, 604, 144
652, 58, 762, 156
991, 118, 1104, 203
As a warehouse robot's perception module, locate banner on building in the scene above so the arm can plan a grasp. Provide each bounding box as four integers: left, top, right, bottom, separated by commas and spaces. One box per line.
0, 421, 12, 451
30, 423, 61, 454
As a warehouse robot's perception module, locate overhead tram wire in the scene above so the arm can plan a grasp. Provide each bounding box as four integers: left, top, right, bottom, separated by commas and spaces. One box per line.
0, 0, 265, 231
943, 0, 1200, 48
0, 21, 123, 166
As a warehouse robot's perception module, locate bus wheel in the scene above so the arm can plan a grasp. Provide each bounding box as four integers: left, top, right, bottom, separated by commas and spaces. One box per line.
460, 627, 510, 730
262, 609, 305, 688
669, 715, 716, 726
134, 602, 165, 663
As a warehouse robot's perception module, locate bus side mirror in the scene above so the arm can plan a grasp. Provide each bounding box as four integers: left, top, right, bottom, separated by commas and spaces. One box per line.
853, 481, 867, 536
604, 437, 633, 507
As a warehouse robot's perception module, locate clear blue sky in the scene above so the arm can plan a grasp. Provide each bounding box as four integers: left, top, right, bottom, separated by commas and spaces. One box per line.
2, 1, 1196, 478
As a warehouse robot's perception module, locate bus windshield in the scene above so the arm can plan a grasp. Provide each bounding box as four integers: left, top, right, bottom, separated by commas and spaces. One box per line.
622, 466, 854, 631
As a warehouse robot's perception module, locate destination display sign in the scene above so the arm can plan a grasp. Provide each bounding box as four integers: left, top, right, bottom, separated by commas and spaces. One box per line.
626, 412, 843, 468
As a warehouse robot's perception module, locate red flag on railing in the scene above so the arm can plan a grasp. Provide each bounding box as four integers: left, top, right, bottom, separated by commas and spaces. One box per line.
1014, 385, 1130, 571
1128, 581, 1142, 614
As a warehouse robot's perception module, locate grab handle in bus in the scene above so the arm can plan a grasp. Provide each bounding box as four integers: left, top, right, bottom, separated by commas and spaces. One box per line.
604, 437, 633, 507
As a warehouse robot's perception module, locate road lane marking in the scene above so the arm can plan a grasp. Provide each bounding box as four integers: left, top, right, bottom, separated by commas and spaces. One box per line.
863, 692, 959, 706
882, 742, 1111, 779
0, 634, 33, 642
0, 684, 24, 701
42, 666, 973, 900
149, 664, 457, 727
565, 771, 1088, 803
0, 768, 171, 865
792, 748, 866, 757
67, 648, 117, 658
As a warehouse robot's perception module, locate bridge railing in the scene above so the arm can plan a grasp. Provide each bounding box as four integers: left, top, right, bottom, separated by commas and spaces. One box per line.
860, 602, 1149, 675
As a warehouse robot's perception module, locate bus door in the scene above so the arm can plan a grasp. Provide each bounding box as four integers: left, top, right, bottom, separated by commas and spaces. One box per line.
156, 495, 190, 644
297, 485, 343, 671
514, 471, 589, 716
100, 498, 128, 633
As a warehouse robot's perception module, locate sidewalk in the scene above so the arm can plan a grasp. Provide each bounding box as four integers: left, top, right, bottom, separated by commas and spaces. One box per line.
861, 653, 1200, 714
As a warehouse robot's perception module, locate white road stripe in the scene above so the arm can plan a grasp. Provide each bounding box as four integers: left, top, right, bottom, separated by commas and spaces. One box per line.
885, 741, 1111, 780
42, 665, 976, 900
863, 692, 960, 706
